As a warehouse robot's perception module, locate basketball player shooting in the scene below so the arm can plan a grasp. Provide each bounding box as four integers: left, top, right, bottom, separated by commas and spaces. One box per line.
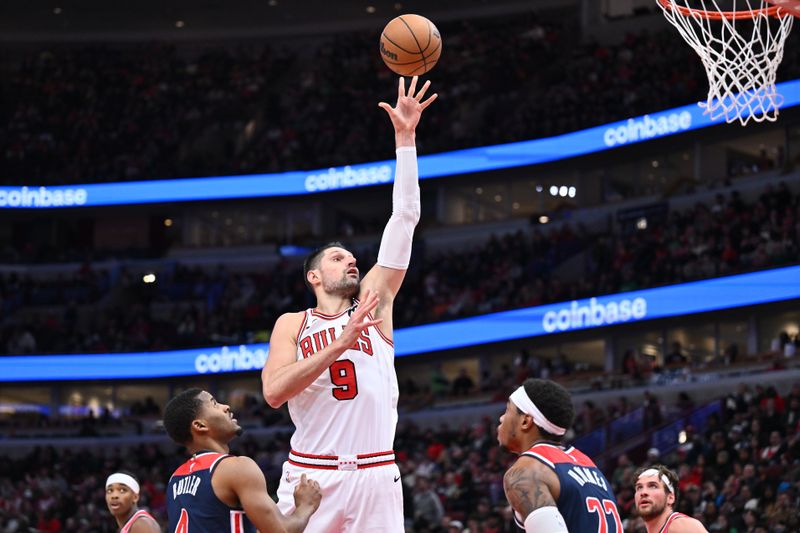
261, 75, 437, 532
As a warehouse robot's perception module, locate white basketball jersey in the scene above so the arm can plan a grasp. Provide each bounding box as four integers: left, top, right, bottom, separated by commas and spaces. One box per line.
288, 300, 399, 454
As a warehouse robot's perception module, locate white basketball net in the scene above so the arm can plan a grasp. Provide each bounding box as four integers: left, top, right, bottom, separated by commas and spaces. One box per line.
657, 0, 794, 125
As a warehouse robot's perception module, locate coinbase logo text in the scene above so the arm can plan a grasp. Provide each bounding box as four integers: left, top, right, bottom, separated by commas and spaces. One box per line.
0, 186, 88, 208
304, 165, 392, 192
543, 297, 648, 333
195, 345, 268, 374
603, 112, 692, 147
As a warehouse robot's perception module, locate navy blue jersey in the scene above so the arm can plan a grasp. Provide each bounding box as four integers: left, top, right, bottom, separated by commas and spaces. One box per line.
514, 443, 621, 533
167, 452, 256, 533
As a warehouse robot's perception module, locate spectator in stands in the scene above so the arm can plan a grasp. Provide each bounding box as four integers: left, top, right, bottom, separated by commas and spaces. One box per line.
451, 369, 476, 397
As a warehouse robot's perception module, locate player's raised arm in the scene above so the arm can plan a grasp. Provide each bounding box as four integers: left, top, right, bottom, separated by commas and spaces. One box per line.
503, 457, 568, 533
360, 76, 437, 314
262, 292, 382, 408
215, 455, 321, 533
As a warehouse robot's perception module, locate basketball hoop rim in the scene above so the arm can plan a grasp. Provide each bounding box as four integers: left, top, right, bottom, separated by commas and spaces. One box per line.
656, 0, 785, 20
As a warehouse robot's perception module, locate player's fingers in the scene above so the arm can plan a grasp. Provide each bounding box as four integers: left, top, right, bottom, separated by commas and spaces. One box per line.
300, 473, 307, 483
378, 102, 393, 112
408, 75, 418, 97
420, 93, 438, 110
398, 76, 405, 99
363, 318, 384, 329
414, 80, 430, 101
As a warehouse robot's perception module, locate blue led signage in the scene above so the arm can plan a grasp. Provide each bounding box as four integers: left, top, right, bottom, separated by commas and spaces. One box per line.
4, 79, 800, 208
3, 265, 799, 381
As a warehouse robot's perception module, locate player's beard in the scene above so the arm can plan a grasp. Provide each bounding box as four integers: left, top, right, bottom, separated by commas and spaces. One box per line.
637, 500, 667, 521
324, 274, 360, 298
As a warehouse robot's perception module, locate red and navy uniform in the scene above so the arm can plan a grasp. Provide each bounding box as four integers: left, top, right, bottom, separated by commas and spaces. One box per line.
514, 443, 622, 533
167, 452, 256, 533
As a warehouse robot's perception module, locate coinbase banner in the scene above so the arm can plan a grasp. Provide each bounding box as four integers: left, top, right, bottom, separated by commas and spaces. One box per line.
3, 265, 800, 381
4, 79, 800, 209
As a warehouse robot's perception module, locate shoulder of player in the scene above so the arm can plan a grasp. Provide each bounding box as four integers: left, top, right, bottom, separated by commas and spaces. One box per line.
213, 455, 268, 497
271, 311, 306, 341
213, 454, 259, 476
506, 455, 559, 483
503, 456, 557, 515
274, 311, 306, 330
128, 515, 160, 533
670, 515, 708, 533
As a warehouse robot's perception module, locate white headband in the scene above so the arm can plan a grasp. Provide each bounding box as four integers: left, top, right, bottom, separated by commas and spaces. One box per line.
509, 386, 567, 436
638, 468, 674, 494
106, 473, 140, 494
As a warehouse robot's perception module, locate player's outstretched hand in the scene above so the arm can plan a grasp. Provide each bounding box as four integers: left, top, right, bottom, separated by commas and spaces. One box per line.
294, 474, 322, 513
336, 289, 383, 348
379, 76, 437, 134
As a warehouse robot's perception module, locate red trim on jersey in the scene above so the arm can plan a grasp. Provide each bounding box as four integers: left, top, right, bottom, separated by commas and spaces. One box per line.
120, 510, 156, 533
661, 512, 689, 533
288, 458, 339, 470
171, 452, 226, 477
295, 312, 309, 343
360, 459, 395, 469
290, 450, 338, 460
311, 308, 350, 320
289, 449, 394, 460
288, 458, 395, 470
527, 443, 598, 469
357, 450, 395, 459
366, 311, 394, 346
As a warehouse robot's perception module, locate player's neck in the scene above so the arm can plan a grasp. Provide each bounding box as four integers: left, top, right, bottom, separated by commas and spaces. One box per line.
644, 509, 673, 533
314, 292, 353, 315
188, 439, 229, 456
115, 506, 137, 528
518, 433, 561, 453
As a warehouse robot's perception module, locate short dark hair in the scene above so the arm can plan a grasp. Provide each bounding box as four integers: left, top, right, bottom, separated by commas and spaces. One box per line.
302, 241, 350, 290
163, 388, 204, 444
520, 378, 575, 442
633, 464, 679, 503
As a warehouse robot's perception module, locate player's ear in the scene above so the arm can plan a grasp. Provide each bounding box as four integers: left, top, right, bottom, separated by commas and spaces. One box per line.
132, 492, 140, 504
519, 413, 534, 431
307, 269, 320, 287
666, 491, 675, 507
192, 418, 208, 435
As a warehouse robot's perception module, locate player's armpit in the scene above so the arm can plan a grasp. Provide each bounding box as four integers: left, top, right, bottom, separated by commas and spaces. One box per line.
503, 461, 557, 520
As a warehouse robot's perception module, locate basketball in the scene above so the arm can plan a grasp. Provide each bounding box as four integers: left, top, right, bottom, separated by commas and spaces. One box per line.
379, 14, 442, 76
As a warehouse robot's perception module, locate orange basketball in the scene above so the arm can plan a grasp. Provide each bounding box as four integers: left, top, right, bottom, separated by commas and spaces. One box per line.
379, 14, 442, 76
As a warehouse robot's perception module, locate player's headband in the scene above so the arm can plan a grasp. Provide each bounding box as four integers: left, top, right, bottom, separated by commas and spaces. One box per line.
106, 473, 140, 494
509, 386, 567, 436
638, 468, 674, 494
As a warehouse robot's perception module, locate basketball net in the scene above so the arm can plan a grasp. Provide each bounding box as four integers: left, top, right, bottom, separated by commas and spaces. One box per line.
657, 0, 794, 125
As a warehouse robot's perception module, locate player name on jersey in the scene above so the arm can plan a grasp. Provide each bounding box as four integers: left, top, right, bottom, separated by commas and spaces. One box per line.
172, 475, 202, 498
298, 324, 373, 359
567, 466, 608, 491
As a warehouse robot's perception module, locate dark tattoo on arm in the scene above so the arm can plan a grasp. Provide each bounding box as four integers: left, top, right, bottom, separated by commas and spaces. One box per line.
503, 464, 557, 518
